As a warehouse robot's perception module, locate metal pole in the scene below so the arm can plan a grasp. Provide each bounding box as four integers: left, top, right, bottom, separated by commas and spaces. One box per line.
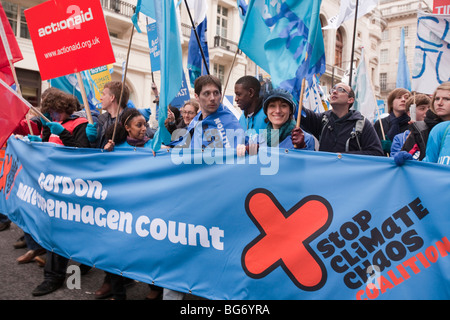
348, 0, 359, 87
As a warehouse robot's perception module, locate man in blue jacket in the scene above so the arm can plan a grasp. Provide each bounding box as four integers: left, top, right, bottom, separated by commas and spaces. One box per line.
170, 75, 244, 149
234, 76, 267, 136
300, 82, 383, 156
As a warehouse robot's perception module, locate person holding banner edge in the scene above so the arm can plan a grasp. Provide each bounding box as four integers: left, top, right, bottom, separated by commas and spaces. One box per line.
31, 88, 92, 296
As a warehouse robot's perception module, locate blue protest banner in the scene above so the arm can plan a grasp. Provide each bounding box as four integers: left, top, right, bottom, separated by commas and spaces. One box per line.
1, 137, 449, 300
169, 71, 190, 108
146, 21, 161, 72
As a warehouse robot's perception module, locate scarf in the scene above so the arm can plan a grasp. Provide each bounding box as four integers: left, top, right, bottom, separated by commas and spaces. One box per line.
170, 104, 244, 148
126, 136, 150, 147
267, 119, 296, 147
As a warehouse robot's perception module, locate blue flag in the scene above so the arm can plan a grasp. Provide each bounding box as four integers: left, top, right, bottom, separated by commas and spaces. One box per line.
238, 0, 326, 101
49, 71, 100, 112
237, 0, 248, 21
132, 0, 183, 150
187, 18, 209, 88
396, 27, 411, 91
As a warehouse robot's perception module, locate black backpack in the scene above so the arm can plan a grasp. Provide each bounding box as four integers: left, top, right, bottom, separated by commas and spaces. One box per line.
319, 114, 365, 152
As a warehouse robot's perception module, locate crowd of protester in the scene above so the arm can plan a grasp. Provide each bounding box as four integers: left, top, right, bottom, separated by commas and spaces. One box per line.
1, 75, 449, 299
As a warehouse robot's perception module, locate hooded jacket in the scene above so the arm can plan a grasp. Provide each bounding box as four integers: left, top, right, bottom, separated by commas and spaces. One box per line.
301, 108, 383, 156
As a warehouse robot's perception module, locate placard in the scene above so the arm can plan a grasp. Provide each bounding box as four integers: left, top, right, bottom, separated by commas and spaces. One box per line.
24, 0, 115, 80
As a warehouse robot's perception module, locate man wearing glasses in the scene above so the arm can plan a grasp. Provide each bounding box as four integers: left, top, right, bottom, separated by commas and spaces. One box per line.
300, 82, 383, 156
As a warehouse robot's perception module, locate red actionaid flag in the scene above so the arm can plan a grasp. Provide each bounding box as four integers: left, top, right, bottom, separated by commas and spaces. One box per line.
0, 2, 23, 68
0, 78, 29, 148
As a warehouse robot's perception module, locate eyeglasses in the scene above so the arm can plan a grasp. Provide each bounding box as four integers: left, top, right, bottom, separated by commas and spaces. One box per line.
329, 86, 350, 95
182, 111, 196, 116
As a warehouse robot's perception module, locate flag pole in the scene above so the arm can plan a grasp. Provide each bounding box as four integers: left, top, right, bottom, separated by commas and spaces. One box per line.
348, 0, 359, 87
184, 0, 210, 75
75, 72, 93, 124
294, 78, 306, 149
296, 78, 306, 128
112, 24, 135, 142
7, 59, 34, 135
221, 47, 239, 103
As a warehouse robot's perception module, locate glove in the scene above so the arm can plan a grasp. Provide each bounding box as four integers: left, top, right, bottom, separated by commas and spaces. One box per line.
45, 122, 65, 135
394, 151, 413, 166
291, 127, 306, 149
27, 134, 42, 142
85, 122, 97, 142
381, 139, 392, 153
39, 112, 51, 125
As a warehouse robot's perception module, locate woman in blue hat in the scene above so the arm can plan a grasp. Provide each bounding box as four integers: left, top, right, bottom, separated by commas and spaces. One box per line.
260, 88, 315, 150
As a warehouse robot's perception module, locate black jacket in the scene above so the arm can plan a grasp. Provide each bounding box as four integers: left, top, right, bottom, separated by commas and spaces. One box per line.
301, 109, 384, 156
401, 109, 443, 160
374, 112, 410, 142
42, 115, 91, 148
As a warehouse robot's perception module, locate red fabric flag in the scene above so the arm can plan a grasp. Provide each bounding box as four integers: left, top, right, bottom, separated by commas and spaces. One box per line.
0, 2, 23, 68
0, 65, 14, 86
0, 79, 29, 148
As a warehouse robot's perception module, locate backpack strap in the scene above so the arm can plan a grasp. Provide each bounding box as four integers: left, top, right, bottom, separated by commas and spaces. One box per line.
345, 118, 365, 152
319, 114, 329, 146
412, 121, 428, 133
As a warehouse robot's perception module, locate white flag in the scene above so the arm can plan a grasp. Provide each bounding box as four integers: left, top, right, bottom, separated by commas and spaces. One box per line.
323, 0, 378, 30
303, 75, 329, 113
412, 11, 450, 94
351, 48, 378, 122
186, 0, 208, 25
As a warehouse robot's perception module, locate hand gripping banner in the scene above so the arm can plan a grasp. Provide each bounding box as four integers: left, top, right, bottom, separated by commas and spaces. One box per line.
1, 137, 449, 300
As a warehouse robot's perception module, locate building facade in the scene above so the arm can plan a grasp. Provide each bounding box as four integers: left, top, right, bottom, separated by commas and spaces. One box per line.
378, 0, 432, 100
4, 0, 431, 125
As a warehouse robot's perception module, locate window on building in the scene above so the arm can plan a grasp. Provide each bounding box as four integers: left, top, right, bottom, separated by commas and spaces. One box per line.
382, 29, 389, 41
380, 73, 387, 91
213, 63, 225, 84
216, 5, 228, 39
335, 28, 343, 68
380, 49, 389, 64
400, 26, 409, 37
4, 2, 18, 35
3, 1, 30, 39
16, 68, 42, 107
20, 7, 30, 39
